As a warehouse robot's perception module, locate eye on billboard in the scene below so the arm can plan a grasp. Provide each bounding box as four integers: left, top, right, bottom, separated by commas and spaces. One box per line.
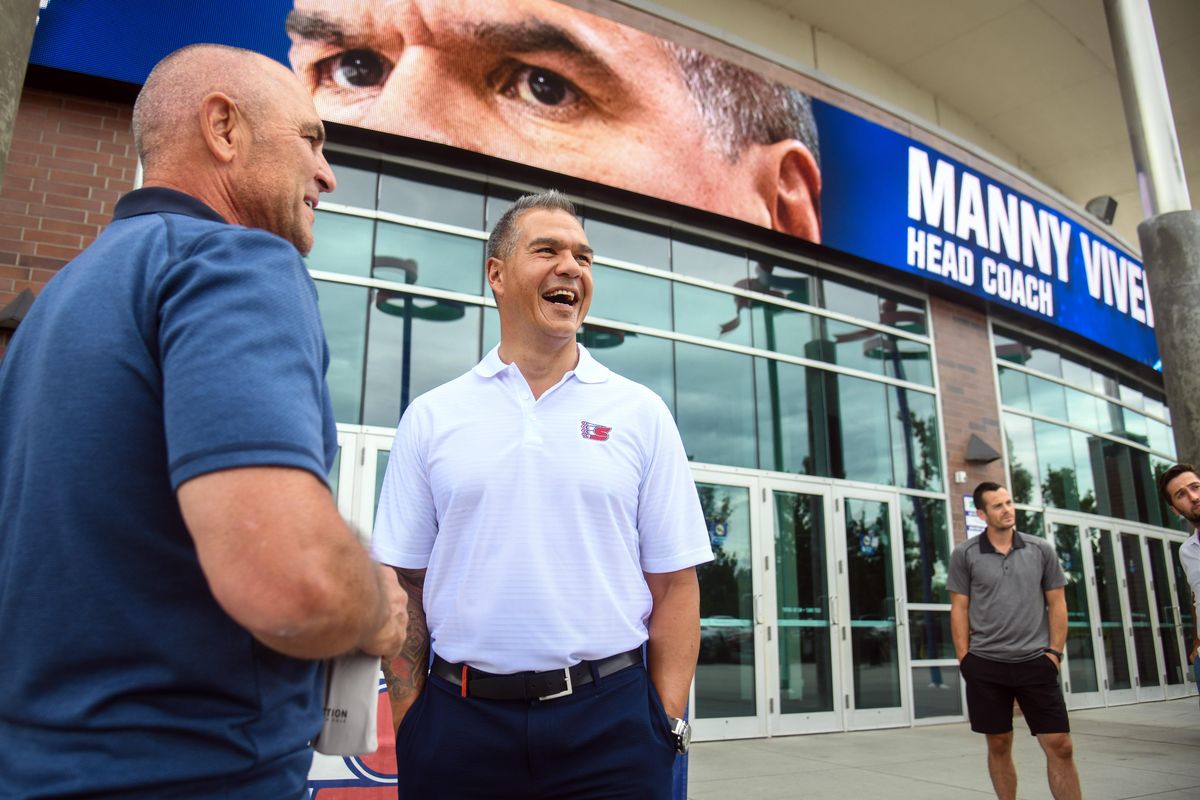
29, 0, 1158, 368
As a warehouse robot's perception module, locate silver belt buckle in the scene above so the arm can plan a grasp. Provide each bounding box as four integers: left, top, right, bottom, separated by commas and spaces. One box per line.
538, 667, 573, 700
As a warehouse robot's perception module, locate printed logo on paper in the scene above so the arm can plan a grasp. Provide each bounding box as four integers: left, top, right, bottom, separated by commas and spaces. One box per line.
580, 421, 611, 441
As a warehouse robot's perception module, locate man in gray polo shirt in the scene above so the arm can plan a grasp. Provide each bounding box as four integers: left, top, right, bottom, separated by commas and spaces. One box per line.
949, 481, 1081, 800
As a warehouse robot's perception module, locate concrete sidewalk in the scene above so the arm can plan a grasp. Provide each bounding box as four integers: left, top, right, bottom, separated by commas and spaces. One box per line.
687, 697, 1200, 799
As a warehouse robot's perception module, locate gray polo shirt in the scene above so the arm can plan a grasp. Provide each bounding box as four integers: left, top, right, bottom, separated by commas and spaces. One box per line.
947, 530, 1067, 662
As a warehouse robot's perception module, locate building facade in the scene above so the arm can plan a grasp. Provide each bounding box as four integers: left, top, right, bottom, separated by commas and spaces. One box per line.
2, 1, 1194, 770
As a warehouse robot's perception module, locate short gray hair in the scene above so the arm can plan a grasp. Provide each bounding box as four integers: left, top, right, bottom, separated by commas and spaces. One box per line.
486, 190, 579, 262
664, 42, 820, 168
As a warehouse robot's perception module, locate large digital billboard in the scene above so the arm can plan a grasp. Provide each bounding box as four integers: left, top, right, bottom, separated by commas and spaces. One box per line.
28, 0, 1159, 368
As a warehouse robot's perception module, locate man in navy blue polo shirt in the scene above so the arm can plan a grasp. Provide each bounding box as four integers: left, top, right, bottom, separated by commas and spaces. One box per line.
949, 481, 1081, 800
0, 45, 407, 799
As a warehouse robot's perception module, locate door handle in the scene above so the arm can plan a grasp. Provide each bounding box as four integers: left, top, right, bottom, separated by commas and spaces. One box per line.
754, 594, 765, 625
829, 594, 838, 627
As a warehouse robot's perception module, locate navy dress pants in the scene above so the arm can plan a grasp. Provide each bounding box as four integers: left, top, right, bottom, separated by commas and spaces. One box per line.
395, 663, 677, 799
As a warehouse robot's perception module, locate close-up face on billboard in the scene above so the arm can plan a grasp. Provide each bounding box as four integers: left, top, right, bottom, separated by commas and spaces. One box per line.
284, 0, 823, 243
28, 0, 1158, 368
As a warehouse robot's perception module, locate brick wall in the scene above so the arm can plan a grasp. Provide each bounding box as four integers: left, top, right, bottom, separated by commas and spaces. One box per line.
0, 88, 136, 354
931, 295, 1008, 545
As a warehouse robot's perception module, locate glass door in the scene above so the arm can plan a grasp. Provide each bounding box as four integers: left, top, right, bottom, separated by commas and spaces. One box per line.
1169, 541, 1199, 695
1145, 537, 1188, 699
691, 472, 767, 740
763, 479, 841, 734
1089, 527, 1138, 704
834, 487, 910, 728
1120, 532, 1166, 702
1047, 518, 1104, 708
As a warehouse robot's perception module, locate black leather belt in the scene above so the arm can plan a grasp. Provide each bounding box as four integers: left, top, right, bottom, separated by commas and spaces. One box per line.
431, 647, 643, 701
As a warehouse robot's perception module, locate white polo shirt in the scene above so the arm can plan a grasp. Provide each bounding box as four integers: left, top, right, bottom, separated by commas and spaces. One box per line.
1180, 531, 1200, 624
372, 344, 714, 673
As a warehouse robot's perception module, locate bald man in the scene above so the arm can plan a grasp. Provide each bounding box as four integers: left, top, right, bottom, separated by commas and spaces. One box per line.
0, 44, 406, 799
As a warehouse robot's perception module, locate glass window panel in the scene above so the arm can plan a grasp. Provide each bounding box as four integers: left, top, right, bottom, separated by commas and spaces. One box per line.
584, 214, 671, 271
1026, 344, 1062, 377
1147, 539, 1185, 685
1130, 448, 1163, 527
672, 283, 751, 346
316, 282, 367, 424
908, 611, 953, 659
1059, 357, 1092, 390
1094, 370, 1120, 399
1034, 421, 1079, 510
1064, 386, 1101, 430
1171, 542, 1196, 655
671, 239, 748, 286
483, 188, 523, 232
878, 290, 927, 336
307, 212, 374, 278
992, 329, 1029, 365
675, 343, 756, 468
1050, 524, 1099, 695
579, 327, 674, 414
773, 491, 834, 714
911, 667, 962, 718
1098, 441, 1140, 522
1143, 395, 1166, 422
696, 483, 756, 719
1121, 408, 1149, 445
373, 222, 484, 296
372, 450, 389, 527
998, 366, 1030, 410
836, 375, 892, 485
825, 320, 934, 386
1015, 509, 1044, 537
1027, 375, 1067, 420
1097, 400, 1126, 437
1070, 430, 1099, 515
1147, 418, 1174, 457
482, 305, 500, 352
587, 264, 671, 329
325, 154, 378, 209
892, 389, 942, 491
750, 260, 814, 306
750, 302, 820, 359
378, 168, 484, 229
1119, 384, 1145, 411
755, 358, 824, 476
821, 277, 878, 321
844, 498, 902, 710
1120, 534, 1159, 687
1004, 414, 1040, 505
903, 496, 950, 604
1090, 528, 1132, 690
363, 291, 481, 426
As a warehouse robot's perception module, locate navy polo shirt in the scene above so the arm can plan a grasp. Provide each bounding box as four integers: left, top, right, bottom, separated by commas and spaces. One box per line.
0, 188, 338, 798
947, 530, 1067, 662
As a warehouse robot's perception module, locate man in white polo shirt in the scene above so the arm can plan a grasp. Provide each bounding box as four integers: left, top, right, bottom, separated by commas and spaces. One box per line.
1158, 463, 1200, 697
372, 190, 713, 799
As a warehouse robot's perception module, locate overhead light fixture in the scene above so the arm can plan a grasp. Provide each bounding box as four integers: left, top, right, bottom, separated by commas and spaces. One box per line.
1085, 196, 1118, 225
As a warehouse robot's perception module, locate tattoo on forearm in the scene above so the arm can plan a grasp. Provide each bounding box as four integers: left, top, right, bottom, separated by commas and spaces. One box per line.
384, 569, 429, 702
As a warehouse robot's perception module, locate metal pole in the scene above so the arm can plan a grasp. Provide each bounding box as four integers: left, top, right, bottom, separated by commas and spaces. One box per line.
1104, 0, 1200, 466
1104, 0, 1190, 216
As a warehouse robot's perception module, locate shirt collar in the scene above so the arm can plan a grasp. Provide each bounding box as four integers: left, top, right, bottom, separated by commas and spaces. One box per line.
978, 530, 1026, 554
114, 187, 228, 224
473, 343, 610, 384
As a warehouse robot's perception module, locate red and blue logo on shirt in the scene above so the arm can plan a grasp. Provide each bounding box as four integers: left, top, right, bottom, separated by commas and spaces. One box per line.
580, 421, 612, 441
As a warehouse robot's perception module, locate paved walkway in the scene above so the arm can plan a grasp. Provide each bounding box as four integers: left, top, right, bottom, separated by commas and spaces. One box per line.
687, 697, 1200, 799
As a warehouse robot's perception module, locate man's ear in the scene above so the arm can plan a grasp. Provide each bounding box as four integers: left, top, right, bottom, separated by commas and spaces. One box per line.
759, 140, 822, 243
485, 256, 504, 301
198, 92, 242, 165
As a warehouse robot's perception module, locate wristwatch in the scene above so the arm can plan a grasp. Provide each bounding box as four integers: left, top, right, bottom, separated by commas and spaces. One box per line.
667, 716, 692, 754
1043, 647, 1064, 660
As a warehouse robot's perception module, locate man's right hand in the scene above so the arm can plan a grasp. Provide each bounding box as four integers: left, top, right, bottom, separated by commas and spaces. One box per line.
359, 566, 409, 658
